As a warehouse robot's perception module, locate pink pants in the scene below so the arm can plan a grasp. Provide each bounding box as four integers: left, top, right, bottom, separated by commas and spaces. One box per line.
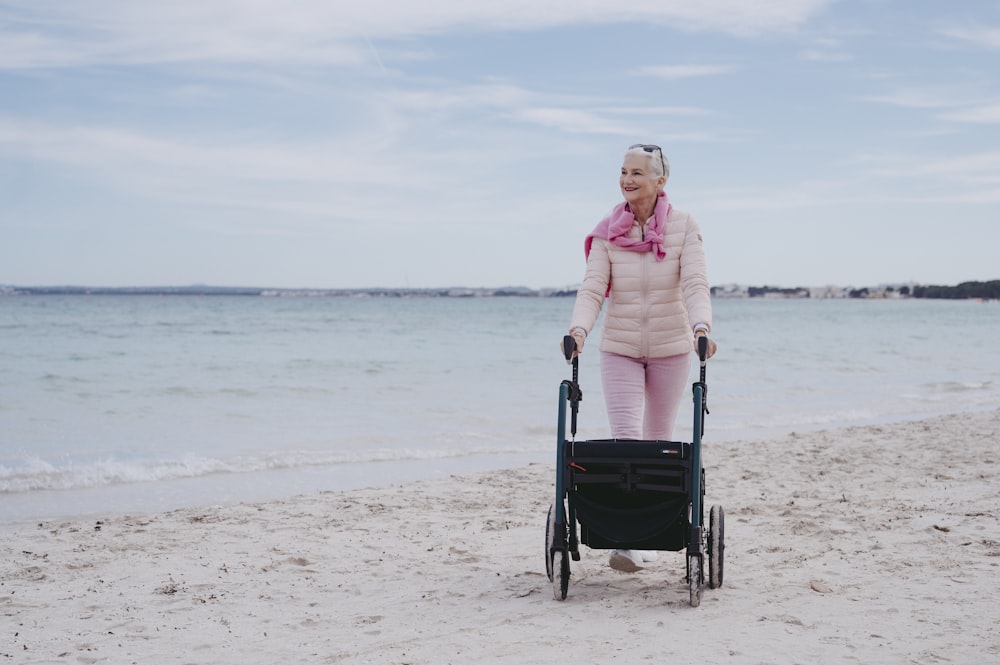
600, 351, 691, 440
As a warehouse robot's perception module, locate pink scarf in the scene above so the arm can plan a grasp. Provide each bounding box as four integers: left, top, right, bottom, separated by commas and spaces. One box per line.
583, 191, 670, 296
585, 190, 670, 261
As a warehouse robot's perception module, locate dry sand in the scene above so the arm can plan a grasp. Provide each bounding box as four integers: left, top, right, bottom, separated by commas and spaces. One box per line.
3, 409, 999, 664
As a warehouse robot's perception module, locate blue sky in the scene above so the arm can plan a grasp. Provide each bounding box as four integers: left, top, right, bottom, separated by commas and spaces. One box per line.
2, 0, 999, 289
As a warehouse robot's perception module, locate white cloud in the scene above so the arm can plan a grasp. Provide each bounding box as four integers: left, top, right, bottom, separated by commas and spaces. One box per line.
853, 150, 1000, 185
508, 106, 734, 142
0, 104, 607, 232
0, 115, 442, 222
378, 83, 537, 113
939, 102, 1000, 124
941, 26, 1000, 49
797, 35, 853, 62
511, 108, 635, 136
596, 105, 715, 117
694, 180, 842, 211
634, 64, 736, 79
799, 48, 852, 62
863, 88, 978, 110
863, 86, 1000, 126
375, 82, 723, 139
0, 0, 834, 69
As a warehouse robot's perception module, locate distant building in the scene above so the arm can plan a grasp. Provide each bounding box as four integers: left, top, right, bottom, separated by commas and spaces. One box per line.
808, 286, 847, 299
711, 284, 748, 298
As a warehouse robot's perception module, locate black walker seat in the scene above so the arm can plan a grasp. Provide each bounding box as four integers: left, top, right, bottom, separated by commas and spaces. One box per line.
546, 336, 724, 607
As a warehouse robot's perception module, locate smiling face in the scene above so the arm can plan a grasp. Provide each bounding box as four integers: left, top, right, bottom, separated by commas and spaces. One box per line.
620, 152, 666, 209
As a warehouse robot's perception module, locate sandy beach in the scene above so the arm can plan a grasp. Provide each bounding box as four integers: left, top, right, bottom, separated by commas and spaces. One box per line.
4, 409, 999, 664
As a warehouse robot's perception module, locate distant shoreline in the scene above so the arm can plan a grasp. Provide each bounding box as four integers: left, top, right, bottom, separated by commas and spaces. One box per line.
1, 285, 565, 298
2, 280, 998, 300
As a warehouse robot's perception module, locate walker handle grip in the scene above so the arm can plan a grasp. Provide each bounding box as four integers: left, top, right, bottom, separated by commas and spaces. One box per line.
562, 335, 576, 363
698, 334, 708, 362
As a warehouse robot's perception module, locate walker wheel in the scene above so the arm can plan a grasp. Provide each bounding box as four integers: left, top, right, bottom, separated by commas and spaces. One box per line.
708, 504, 725, 589
552, 550, 570, 601
546, 502, 571, 598
545, 503, 555, 582
688, 554, 703, 607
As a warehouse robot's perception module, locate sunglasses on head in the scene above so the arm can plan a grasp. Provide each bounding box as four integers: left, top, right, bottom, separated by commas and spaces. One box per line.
628, 143, 666, 176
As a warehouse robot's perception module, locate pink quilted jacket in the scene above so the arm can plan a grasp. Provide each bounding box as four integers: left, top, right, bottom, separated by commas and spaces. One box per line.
568, 207, 712, 359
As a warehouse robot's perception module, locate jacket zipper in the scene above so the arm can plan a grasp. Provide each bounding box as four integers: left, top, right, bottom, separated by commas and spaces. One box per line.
639, 237, 649, 358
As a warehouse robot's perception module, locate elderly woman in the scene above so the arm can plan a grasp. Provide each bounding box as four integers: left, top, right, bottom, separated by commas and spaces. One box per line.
563, 143, 717, 572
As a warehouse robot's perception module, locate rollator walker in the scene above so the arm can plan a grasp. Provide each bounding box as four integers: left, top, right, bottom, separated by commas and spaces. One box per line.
545, 335, 725, 607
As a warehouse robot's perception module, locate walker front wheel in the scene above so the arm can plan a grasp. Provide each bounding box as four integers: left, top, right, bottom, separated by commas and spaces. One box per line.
688, 554, 703, 607
552, 550, 570, 601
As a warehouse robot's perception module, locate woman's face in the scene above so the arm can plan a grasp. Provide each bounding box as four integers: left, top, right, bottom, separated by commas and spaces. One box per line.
620, 152, 664, 208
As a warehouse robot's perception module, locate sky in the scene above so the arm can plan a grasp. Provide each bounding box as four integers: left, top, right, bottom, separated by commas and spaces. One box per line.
1, 0, 999, 290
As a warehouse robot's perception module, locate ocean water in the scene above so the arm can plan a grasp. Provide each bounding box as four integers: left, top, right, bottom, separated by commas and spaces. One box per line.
2, 295, 998, 521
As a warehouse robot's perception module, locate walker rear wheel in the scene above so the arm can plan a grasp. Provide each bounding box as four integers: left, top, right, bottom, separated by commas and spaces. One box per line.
708, 504, 725, 589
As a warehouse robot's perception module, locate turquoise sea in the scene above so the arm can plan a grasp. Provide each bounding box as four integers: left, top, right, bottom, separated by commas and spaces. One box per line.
2, 295, 998, 521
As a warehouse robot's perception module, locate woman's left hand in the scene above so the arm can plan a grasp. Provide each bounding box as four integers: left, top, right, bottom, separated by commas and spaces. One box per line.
694, 333, 717, 359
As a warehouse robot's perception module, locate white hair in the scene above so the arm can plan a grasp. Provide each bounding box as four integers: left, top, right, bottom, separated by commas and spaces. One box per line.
625, 145, 670, 180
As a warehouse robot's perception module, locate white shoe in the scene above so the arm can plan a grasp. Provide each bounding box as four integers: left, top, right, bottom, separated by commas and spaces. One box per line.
636, 550, 658, 562
608, 549, 644, 573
